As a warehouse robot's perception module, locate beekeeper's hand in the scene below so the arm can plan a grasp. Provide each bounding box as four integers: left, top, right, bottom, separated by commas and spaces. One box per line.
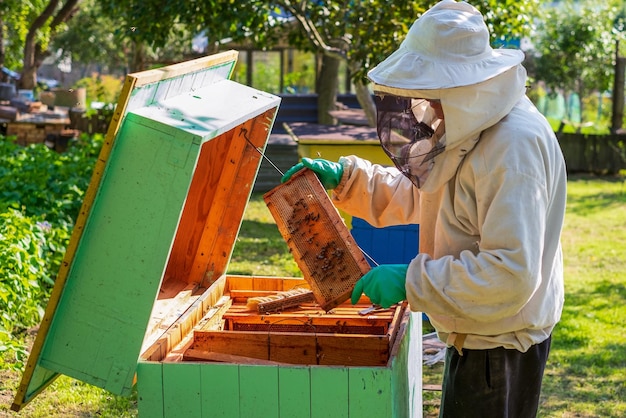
351, 264, 408, 308
281, 158, 344, 189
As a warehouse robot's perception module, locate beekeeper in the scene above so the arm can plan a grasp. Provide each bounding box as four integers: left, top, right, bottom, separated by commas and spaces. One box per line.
282, 0, 567, 416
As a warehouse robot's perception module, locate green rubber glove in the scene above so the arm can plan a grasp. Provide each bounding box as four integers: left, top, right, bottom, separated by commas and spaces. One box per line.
281, 157, 344, 189
351, 264, 408, 308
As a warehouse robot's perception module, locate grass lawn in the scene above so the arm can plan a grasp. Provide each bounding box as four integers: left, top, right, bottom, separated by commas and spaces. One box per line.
540, 174, 626, 417
1, 175, 625, 417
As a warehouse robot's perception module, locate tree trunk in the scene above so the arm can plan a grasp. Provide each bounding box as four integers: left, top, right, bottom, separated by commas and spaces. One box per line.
611, 43, 625, 134
317, 53, 340, 125
19, 0, 81, 89
130, 40, 146, 72
21, 1, 59, 89
0, 17, 5, 76
348, 60, 376, 128
354, 79, 376, 128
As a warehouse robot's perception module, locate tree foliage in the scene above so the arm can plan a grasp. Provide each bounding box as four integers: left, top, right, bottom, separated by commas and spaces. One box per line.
0, 0, 37, 70
182, 0, 537, 125
531, 0, 622, 128
533, 1, 619, 97
475, 0, 539, 46
52, 0, 127, 75
3, 1, 540, 93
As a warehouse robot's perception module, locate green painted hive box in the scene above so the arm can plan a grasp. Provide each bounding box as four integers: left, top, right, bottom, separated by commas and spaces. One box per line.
12, 51, 423, 418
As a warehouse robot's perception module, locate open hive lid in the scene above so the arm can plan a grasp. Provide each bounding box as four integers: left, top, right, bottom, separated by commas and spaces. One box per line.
12, 51, 281, 411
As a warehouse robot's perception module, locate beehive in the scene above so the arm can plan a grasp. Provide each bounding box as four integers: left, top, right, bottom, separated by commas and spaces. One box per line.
12, 51, 423, 418
6, 119, 69, 146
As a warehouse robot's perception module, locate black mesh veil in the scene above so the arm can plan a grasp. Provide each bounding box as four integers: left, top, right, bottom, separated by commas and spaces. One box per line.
375, 95, 445, 188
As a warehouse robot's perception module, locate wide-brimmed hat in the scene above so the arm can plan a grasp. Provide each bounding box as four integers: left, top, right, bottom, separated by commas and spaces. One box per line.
368, 0, 524, 91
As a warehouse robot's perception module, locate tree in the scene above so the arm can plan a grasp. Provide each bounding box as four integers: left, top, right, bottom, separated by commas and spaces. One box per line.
531, 0, 620, 132
611, 2, 626, 133
51, 0, 127, 76
476, 0, 539, 47
53, 0, 197, 77
0, 0, 29, 73
98, 0, 205, 72
110, 1, 537, 127
20, 0, 82, 89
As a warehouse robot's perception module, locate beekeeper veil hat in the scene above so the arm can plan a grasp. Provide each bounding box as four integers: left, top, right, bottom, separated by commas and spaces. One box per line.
367, 0, 524, 92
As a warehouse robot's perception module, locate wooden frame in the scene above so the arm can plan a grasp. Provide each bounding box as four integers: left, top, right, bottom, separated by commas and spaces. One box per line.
264, 169, 371, 311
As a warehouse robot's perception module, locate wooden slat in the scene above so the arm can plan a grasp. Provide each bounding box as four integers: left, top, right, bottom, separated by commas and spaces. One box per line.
223, 312, 393, 331
183, 349, 287, 365
239, 365, 280, 418
136, 362, 165, 418
226, 275, 309, 291
278, 367, 312, 418
267, 333, 321, 364
252, 290, 316, 314
191, 330, 269, 361
140, 278, 229, 361
162, 362, 202, 417
144, 282, 197, 345
311, 367, 349, 418
131, 50, 238, 87
195, 296, 232, 331
348, 368, 393, 417
200, 363, 241, 417
315, 334, 389, 366
189, 330, 389, 366
386, 303, 407, 350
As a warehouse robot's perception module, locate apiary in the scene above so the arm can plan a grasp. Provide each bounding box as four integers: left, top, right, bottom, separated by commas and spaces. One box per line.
12, 51, 422, 418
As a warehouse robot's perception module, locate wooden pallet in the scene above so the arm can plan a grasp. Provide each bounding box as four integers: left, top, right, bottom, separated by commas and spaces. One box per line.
263, 169, 371, 311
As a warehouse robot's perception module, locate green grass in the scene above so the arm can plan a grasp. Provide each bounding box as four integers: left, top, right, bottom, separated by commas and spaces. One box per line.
540, 174, 626, 417
227, 194, 302, 278
0, 369, 136, 417
2, 176, 625, 417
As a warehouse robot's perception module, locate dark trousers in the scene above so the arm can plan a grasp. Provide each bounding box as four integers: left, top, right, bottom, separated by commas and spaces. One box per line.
439, 336, 551, 418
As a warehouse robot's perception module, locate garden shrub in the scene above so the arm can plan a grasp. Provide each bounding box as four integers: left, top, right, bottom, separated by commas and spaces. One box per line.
0, 210, 69, 369
0, 135, 103, 369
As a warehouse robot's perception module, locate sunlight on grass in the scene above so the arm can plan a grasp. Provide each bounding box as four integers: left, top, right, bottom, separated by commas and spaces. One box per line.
541, 175, 626, 417
4, 372, 137, 418
228, 194, 302, 277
